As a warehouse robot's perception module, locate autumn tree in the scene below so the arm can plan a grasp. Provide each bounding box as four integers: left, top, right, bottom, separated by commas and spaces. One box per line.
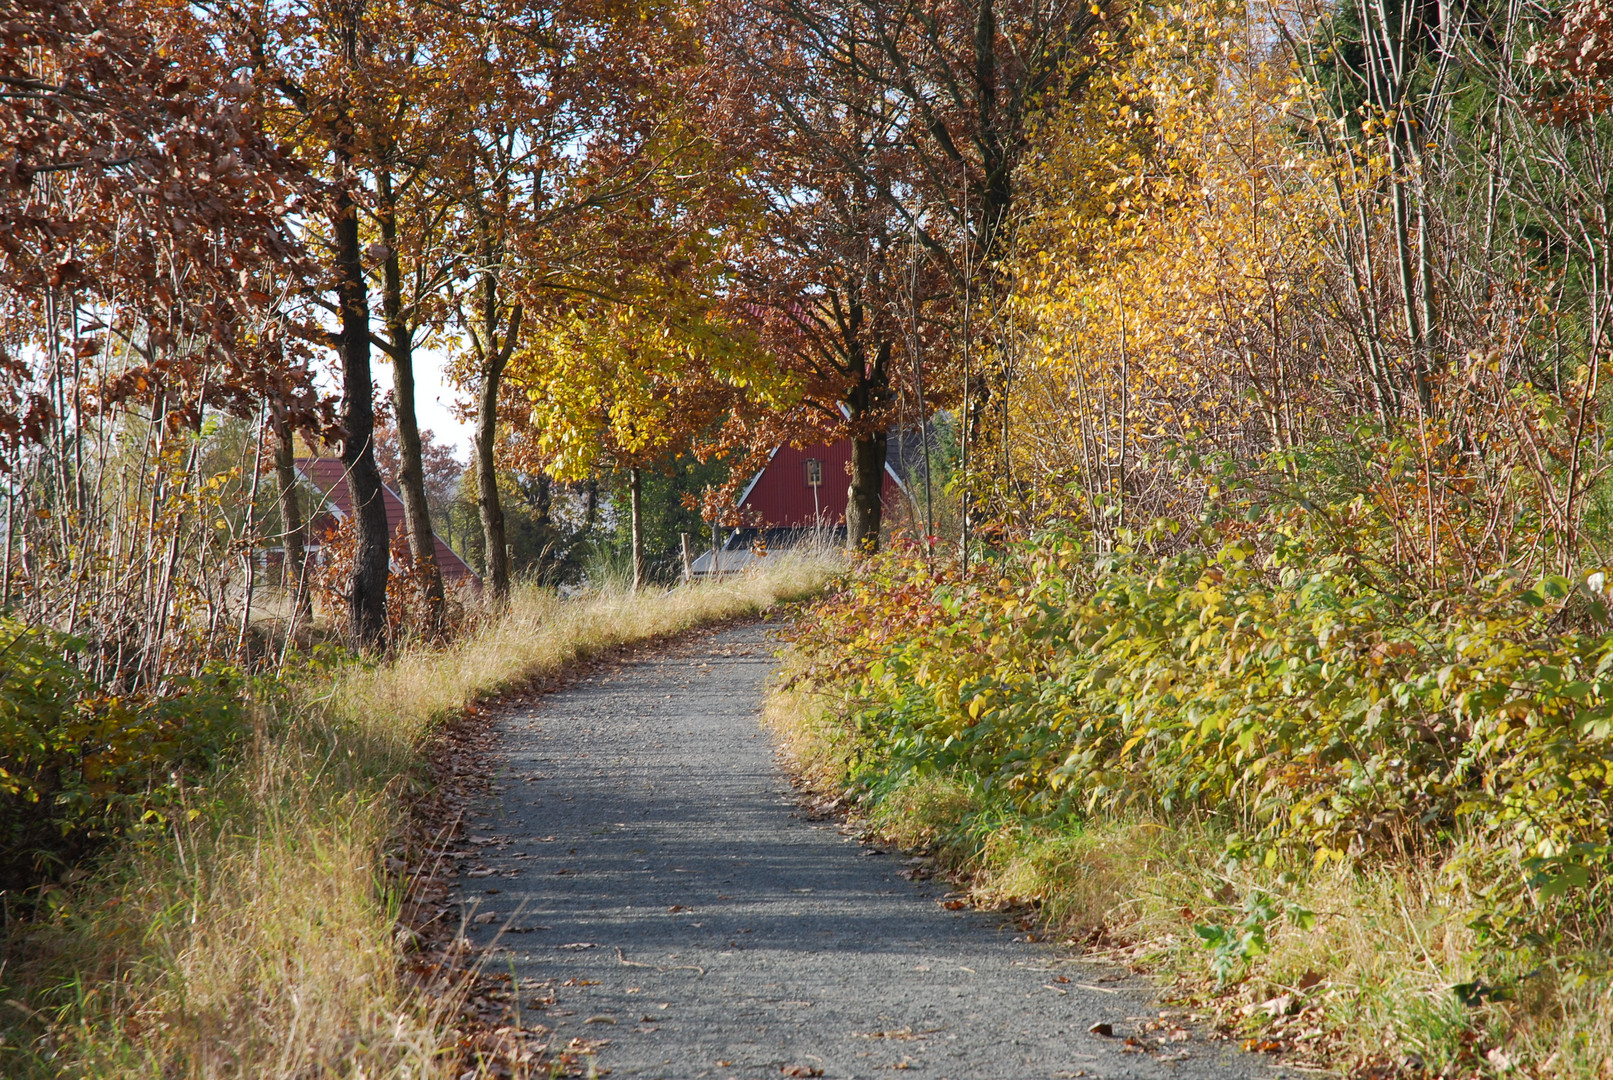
228, 0, 412, 647
708, 1, 950, 552
0, 0, 332, 678
730, 0, 1117, 480
512, 242, 761, 589
433, 0, 708, 600
361, 10, 475, 625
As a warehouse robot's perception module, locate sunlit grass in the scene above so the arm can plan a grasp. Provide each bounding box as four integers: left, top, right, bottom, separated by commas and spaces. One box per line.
1, 551, 839, 1079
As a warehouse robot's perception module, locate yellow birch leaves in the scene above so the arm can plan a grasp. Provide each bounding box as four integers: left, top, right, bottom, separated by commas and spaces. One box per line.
1006, 0, 1328, 527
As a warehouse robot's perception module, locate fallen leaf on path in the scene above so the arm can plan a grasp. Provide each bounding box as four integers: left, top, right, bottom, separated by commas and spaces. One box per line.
1239, 995, 1294, 1018
940, 899, 967, 910
856, 1028, 939, 1041
781, 1067, 823, 1077
1088, 1023, 1114, 1037
584, 1015, 617, 1025
562, 978, 600, 986
556, 943, 596, 950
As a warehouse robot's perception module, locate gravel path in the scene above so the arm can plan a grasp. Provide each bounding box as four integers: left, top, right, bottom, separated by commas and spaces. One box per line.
458, 622, 1258, 1080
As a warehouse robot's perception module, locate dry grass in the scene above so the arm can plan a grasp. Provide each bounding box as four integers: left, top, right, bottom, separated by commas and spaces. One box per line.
1, 552, 839, 1080
339, 551, 837, 757
763, 667, 1613, 1079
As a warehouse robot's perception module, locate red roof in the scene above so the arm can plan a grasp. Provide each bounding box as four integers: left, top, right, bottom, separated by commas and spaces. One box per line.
736, 440, 906, 529
296, 458, 481, 585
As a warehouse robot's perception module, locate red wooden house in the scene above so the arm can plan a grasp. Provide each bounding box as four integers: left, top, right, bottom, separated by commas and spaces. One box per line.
732, 440, 907, 528
295, 458, 481, 586
688, 439, 911, 575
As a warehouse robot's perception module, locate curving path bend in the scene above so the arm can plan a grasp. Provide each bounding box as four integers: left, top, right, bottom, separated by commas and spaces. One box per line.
457, 622, 1259, 1080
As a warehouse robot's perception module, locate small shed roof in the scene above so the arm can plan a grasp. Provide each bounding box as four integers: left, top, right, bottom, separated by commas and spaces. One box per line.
295, 458, 481, 585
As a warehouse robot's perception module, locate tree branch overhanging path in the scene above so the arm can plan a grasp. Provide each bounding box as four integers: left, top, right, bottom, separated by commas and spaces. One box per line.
452, 622, 1260, 1079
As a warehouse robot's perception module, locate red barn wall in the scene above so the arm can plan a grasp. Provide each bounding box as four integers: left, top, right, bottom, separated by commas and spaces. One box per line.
736, 441, 903, 529
296, 458, 480, 584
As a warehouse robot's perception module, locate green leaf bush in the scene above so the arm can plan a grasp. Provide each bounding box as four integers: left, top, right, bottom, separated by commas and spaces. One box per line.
794, 533, 1613, 949
0, 620, 248, 890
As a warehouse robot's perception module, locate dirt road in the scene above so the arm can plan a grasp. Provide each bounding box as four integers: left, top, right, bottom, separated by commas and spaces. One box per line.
457, 621, 1257, 1080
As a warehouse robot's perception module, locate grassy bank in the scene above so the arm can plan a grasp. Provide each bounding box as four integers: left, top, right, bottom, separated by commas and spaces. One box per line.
771, 546, 1613, 1079
0, 553, 835, 1079
770, 674, 1613, 1077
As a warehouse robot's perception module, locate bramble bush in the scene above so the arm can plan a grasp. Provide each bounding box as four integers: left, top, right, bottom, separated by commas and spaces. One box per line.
0, 620, 249, 891
791, 526, 1613, 953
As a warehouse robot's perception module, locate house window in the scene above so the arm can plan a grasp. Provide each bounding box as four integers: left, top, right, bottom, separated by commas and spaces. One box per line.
804, 458, 823, 487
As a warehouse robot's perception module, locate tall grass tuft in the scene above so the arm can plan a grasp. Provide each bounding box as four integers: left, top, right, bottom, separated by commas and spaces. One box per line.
1, 551, 838, 1079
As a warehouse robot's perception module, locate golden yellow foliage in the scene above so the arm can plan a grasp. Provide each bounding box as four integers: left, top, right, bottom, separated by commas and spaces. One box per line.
1004, 0, 1334, 532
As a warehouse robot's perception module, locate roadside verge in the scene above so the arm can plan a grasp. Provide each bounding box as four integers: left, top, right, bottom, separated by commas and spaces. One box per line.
763, 660, 1612, 1080
0, 554, 835, 1080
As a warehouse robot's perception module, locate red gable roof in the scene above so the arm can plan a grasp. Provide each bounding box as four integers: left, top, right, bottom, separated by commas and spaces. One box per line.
735, 440, 906, 529
296, 458, 481, 585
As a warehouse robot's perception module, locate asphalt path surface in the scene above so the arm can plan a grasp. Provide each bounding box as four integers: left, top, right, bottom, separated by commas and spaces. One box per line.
458, 622, 1260, 1080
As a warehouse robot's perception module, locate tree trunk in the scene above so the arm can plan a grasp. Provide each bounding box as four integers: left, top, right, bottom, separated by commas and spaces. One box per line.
628, 465, 644, 592
846, 429, 888, 553
333, 165, 389, 650
535, 472, 552, 528
468, 193, 521, 602
844, 337, 891, 554
270, 403, 312, 618
475, 353, 509, 601
378, 170, 446, 624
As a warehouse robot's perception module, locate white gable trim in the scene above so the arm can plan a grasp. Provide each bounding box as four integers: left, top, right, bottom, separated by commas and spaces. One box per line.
734, 446, 779, 508
292, 462, 348, 521
884, 460, 913, 500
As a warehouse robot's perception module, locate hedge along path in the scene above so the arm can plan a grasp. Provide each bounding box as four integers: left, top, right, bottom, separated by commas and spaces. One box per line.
455, 621, 1260, 1080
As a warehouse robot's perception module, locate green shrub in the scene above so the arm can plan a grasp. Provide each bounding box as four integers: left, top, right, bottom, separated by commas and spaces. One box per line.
793, 532, 1613, 953
0, 620, 248, 890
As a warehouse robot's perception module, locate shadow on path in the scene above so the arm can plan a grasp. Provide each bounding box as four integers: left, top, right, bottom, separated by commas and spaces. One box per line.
458, 622, 1255, 1080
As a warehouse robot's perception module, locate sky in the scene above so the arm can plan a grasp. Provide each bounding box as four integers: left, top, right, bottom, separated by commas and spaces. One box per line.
387, 347, 475, 459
